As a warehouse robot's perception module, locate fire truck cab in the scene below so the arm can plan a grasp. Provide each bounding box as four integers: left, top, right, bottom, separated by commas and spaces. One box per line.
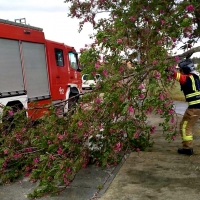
0, 18, 82, 119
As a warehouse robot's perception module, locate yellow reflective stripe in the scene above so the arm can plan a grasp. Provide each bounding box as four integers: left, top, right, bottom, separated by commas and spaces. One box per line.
176, 72, 180, 81
190, 76, 196, 91
188, 99, 200, 105
182, 121, 193, 141
186, 91, 200, 98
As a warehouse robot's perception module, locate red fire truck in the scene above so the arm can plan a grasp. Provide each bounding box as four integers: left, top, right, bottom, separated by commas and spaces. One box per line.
0, 18, 82, 120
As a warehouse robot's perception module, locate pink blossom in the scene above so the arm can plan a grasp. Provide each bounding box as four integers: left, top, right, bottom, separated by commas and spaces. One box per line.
95, 62, 100, 69
80, 48, 84, 53
102, 38, 108, 43
33, 157, 39, 163
83, 133, 88, 137
171, 135, 176, 140
157, 40, 162, 45
152, 60, 158, 65
3, 161, 7, 168
156, 28, 160, 32
134, 133, 139, 138
119, 66, 124, 72
128, 106, 134, 113
95, 98, 101, 104
99, 125, 104, 131
116, 142, 121, 148
160, 19, 165, 25
49, 154, 56, 160
114, 142, 121, 153
146, 106, 153, 114
63, 176, 70, 185
164, 100, 173, 107
78, 120, 83, 127
64, 131, 68, 136
139, 94, 145, 99
150, 126, 156, 134
174, 56, 179, 62
167, 76, 173, 81
136, 148, 140, 152
25, 148, 33, 152
129, 16, 135, 21
8, 110, 14, 116
57, 134, 64, 140
22, 128, 26, 133
120, 97, 124, 102
134, 131, 140, 138
159, 93, 164, 100
82, 162, 87, 168
66, 167, 71, 173
103, 69, 108, 76
99, 0, 106, 4
170, 117, 175, 123
91, 71, 96, 76
47, 140, 51, 145
13, 153, 22, 159
153, 70, 161, 79
57, 147, 63, 155
172, 38, 177, 42
157, 108, 162, 114
4, 149, 8, 154
186, 4, 194, 12
168, 109, 175, 114
138, 84, 145, 90
117, 39, 123, 44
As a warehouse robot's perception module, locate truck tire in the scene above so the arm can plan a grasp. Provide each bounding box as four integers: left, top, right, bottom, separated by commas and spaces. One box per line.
2, 101, 24, 132
68, 93, 78, 113
67, 87, 80, 113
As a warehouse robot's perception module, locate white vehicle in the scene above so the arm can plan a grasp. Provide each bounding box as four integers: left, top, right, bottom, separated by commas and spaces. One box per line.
82, 74, 101, 90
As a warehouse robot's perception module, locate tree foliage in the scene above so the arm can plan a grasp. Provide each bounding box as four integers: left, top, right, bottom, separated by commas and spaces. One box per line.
1, 0, 200, 198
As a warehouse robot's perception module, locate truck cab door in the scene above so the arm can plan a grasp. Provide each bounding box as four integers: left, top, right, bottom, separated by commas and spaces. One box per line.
49, 45, 68, 100
68, 52, 82, 90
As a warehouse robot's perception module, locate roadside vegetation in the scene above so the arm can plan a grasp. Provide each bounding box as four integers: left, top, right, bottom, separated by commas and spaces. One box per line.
168, 82, 185, 101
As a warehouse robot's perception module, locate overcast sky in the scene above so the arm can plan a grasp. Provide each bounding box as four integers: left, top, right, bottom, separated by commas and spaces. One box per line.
0, 0, 94, 52
0, 0, 199, 58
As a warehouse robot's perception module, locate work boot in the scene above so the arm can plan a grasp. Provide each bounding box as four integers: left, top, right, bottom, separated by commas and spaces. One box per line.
178, 148, 193, 155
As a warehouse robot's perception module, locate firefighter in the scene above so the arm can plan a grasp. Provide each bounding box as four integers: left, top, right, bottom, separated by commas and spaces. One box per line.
173, 58, 200, 155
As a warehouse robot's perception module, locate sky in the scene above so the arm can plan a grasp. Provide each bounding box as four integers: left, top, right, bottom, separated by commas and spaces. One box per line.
0, 0, 199, 58
0, 0, 94, 52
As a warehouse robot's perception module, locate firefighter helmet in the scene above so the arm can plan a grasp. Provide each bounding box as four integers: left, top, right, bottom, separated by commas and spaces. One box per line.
178, 59, 195, 74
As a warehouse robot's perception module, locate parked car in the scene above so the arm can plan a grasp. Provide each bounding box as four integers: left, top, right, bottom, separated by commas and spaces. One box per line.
82, 74, 102, 90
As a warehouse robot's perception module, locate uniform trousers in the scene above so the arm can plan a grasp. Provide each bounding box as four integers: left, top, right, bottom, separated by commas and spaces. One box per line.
180, 108, 200, 148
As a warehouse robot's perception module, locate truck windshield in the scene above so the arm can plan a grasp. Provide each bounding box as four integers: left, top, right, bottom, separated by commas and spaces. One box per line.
68, 52, 78, 70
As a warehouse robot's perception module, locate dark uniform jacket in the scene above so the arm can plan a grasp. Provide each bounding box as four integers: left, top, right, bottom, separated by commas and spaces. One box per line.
174, 71, 200, 108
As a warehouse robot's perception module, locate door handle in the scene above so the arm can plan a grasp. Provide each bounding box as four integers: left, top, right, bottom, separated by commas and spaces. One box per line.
56, 76, 60, 78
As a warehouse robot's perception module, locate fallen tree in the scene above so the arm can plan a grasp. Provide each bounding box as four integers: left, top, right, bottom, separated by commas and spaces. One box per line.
1, 0, 200, 198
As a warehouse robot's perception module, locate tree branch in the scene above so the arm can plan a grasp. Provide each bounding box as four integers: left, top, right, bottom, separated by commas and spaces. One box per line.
174, 46, 200, 59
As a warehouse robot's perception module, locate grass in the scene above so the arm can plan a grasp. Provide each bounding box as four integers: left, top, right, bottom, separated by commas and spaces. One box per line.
168, 82, 185, 102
